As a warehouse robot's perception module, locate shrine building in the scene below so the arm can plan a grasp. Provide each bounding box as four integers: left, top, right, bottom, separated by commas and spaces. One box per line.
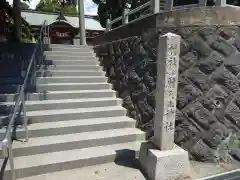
21, 10, 105, 45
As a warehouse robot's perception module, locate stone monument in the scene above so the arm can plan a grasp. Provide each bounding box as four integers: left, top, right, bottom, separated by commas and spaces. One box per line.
139, 33, 191, 180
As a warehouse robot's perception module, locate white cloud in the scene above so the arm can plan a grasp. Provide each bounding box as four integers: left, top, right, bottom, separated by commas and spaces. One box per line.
84, 0, 98, 15
7, 0, 40, 9
6, 0, 98, 15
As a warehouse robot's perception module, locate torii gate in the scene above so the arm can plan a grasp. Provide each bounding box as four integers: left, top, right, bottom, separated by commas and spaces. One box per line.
77, 0, 86, 45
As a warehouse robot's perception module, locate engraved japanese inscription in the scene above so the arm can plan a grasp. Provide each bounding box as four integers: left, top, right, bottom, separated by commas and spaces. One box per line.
154, 33, 181, 150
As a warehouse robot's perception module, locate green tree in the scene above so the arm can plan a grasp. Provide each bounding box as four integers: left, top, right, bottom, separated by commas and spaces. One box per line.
21, 2, 30, 10
0, 0, 32, 42
35, 0, 77, 15
62, 3, 77, 14
93, 0, 131, 28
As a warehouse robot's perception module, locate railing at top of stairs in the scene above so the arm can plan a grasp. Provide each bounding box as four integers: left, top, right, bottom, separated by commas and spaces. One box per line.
106, 0, 230, 32
1, 20, 50, 180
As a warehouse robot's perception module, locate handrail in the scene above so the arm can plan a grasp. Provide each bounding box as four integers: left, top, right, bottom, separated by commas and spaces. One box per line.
107, 1, 152, 31
106, 0, 228, 32
108, 1, 199, 27
110, 16, 122, 25
1, 20, 49, 180
128, 1, 151, 17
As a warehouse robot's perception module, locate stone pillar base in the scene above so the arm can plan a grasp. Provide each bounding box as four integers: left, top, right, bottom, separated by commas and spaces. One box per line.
73, 38, 80, 45
139, 142, 191, 180
44, 37, 50, 44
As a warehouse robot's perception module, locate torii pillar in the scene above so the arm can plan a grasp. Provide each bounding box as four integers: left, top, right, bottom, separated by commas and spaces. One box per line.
78, 0, 86, 45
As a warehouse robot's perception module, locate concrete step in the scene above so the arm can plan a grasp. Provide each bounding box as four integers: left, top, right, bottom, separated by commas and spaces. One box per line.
36, 70, 105, 77
44, 54, 97, 61
44, 51, 94, 57
17, 161, 146, 180
0, 106, 126, 128
26, 106, 127, 124
10, 128, 145, 157
33, 82, 112, 92
49, 44, 91, 49
0, 115, 24, 126
0, 116, 136, 139
48, 46, 93, 53
27, 98, 122, 111
17, 162, 146, 180
36, 76, 108, 84
44, 59, 99, 66
2, 141, 143, 179
0, 97, 122, 113
0, 89, 116, 102
40, 65, 102, 71
47, 46, 94, 53
0, 83, 112, 93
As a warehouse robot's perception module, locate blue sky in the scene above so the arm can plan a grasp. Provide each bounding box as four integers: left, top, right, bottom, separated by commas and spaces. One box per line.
7, 0, 98, 15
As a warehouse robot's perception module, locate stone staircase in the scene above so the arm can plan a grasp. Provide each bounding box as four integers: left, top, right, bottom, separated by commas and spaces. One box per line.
0, 44, 145, 180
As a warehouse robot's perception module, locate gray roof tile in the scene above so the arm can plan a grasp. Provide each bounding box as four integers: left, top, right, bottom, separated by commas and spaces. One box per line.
21, 11, 105, 31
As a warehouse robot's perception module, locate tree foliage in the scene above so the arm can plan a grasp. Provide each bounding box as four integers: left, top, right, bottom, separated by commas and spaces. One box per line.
35, 0, 77, 15
21, 2, 30, 10
94, 0, 240, 28
0, 0, 32, 42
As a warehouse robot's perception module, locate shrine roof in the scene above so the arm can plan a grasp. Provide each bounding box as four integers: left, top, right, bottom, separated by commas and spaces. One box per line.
21, 10, 105, 31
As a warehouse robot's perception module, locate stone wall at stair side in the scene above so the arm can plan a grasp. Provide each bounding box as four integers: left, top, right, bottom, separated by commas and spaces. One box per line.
94, 25, 240, 162
0, 43, 37, 78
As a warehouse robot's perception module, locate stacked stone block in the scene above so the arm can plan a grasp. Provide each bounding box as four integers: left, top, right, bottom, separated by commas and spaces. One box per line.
95, 25, 240, 162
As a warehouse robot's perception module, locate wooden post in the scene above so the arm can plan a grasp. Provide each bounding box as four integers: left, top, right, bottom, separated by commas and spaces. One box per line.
154, 33, 181, 150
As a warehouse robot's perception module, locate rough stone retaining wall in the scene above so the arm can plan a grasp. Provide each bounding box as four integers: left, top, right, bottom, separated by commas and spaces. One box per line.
94, 25, 240, 162
0, 43, 37, 78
